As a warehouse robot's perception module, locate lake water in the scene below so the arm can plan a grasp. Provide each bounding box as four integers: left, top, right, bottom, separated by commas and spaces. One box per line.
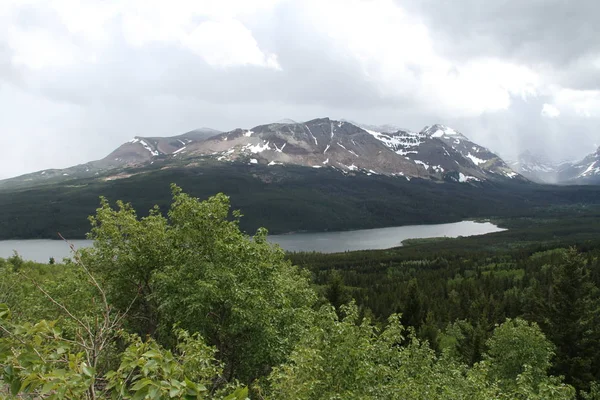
0, 221, 505, 263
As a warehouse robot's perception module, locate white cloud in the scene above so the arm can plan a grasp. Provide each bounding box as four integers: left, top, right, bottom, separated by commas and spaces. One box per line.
183, 20, 280, 69
1, 0, 282, 71
541, 103, 560, 118
552, 89, 600, 117
295, 0, 540, 117
116, 0, 282, 69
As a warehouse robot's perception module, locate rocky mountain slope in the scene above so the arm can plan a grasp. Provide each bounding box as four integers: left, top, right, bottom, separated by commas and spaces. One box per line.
0, 118, 523, 190
558, 147, 600, 184
0, 128, 220, 189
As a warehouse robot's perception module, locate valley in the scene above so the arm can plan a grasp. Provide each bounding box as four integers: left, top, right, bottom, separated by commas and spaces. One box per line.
3, 159, 600, 241
2, 117, 600, 242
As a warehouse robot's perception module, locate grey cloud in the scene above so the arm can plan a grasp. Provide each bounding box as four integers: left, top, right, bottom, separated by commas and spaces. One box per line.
400, 0, 600, 94
401, 0, 600, 65
0, 0, 599, 179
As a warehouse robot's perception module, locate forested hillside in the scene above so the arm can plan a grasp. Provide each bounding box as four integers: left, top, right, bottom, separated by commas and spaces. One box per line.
3, 161, 600, 240
1, 186, 599, 398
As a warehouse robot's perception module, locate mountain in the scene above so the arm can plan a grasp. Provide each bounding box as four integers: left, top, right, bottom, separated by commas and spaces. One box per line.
10, 117, 600, 241
509, 151, 559, 184
0, 128, 221, 190
0, 118, 522, 191
557, 147, 600, 184
157, 118, 521, 183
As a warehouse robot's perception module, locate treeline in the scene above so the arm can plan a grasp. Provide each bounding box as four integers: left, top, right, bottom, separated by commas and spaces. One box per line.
0, 186, 599, 398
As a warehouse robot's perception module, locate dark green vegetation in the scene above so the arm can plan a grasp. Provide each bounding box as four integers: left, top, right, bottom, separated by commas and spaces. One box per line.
2, 186, 600, 398
3, 159, 600, 239
290, 227, 600, 396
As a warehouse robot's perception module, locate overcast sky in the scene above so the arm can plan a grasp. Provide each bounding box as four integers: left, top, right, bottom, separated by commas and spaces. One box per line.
1, 0, 599, 179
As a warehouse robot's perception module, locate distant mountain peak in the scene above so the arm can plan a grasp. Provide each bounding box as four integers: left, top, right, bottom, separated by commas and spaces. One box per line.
422, 124, 465, 139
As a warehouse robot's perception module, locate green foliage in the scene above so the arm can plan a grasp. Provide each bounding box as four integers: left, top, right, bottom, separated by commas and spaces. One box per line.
582, 382, 600, 400
0, 259, 100, 335
268, 303, 575, 400
3, 185, 600, 397
485, 318, 554, 390
0, 310, 96, 398
81, 185, 317, 383
524, 248, 600, 391
105, 330, 239, 399
8, 251, 24, 272
292, 241, 600, 393
82, 197, 171, 336
0, 305, 248, 399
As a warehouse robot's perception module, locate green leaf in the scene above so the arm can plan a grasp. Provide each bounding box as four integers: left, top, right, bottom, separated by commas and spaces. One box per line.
169, 386, 182, 398
82, 363, 95, 378
131, 378, 153, 391
10, 377, 22, 396
224, 387, 249, 400
131, 386, 150, 400
142, 350, 161, 359
0, 303, 11, 320
41, 381, 56, 394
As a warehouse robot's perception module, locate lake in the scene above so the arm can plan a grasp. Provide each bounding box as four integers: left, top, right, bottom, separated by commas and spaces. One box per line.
0, 221, 505, 263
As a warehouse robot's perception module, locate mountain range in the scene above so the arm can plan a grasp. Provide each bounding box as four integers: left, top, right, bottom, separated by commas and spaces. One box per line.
0, 118, 525, 190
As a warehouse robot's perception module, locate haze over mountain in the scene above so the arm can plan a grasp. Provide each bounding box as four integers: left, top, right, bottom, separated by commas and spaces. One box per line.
511, 148, 600, 184
1, 0, 599, 179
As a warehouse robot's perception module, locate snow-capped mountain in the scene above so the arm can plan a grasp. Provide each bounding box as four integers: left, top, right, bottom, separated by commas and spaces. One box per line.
188, 118, 424, 178
509, 151, 559, 184
0, 118, 523, 189
181, 119, 521, 182
354, 124, 517, 181
558, 147, 600, 184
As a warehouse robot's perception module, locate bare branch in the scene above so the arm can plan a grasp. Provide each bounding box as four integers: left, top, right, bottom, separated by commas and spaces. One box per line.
58, 233, 111, 317
21, 272, 93, 339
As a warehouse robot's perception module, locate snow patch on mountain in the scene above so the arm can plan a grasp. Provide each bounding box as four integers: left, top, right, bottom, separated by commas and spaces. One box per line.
579, 161, 599, 177
245, 141, 271, 153
415, 160, 430, 170
466, 153, 486, 166
274, 143, 286, 153
139, 140, 159, 156
305, 125, 318, 145
459, 173, 479, 183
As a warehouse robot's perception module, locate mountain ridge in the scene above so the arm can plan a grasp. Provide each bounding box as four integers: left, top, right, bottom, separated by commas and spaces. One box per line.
0, 117, 524, 190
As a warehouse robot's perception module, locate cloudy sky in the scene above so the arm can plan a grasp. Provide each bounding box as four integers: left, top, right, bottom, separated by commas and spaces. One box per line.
1, 0, 599, 179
